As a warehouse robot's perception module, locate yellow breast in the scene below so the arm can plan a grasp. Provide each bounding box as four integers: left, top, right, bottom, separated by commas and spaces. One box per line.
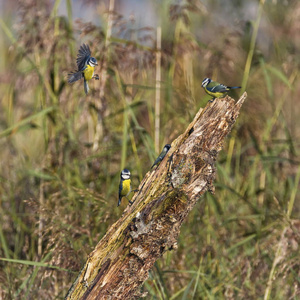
204, 88, 225, 98
83, 65, 95, 81
121, 179, 131, 197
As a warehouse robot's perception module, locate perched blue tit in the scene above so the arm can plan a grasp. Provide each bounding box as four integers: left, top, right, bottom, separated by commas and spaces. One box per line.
151, 144, 171, 169
201, 78, 241, 100
68, 44, 99, 95
118, 169, 132, 207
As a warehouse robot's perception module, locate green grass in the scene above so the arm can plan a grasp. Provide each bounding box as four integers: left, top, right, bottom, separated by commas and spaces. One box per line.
0, 0, 299, 299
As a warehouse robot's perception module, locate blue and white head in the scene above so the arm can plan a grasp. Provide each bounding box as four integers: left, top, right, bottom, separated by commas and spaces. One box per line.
88, 57, 98, 67
201, 78, 211, 87
121, 169, 131, 180
163, 144, 171, 154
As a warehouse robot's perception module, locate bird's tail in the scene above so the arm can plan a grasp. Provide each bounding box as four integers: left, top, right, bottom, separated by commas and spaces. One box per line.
84, 79, 89, 95
117, 197, 121, 207
151, 159, 158, 169
228, 86, 241, 90
67, 71, 83, 83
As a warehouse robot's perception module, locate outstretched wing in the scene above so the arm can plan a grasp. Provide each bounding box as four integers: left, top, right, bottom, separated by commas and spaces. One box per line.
76, 44, 91, 71
67, 70, 83, 83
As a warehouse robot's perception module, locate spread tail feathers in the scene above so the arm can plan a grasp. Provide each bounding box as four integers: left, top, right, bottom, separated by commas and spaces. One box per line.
84, 80, 89, 95
67, 71, 83, 83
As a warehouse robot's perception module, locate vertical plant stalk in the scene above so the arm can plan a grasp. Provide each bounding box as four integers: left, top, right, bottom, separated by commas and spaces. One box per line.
129, 131, 143, 182
115, 71, 128, 170
182, 11, 195, 108
0, 19, 58, 104
241, 0, 265, 93
258, 170, 266, 207
263, 227, 288, 300
262, 71, 297, 144
168, 7, 195, 108
53, 0, 60, 94
66, 0, 73, 33
38, 181, 45, 257
121, 98, 129, 170
155, 26, 162, 153
92, 0, 115, 151
258, 72, 296, 207
264, 166, 300, 300
225, 135, 236, 172
66, 0, 75, 58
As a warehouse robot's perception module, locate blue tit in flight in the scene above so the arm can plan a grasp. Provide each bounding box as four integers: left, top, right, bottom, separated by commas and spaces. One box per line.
201, 78, 241, 100
151, 144, 171, 169
68, 44, 99, 95
118, 169, 132, 207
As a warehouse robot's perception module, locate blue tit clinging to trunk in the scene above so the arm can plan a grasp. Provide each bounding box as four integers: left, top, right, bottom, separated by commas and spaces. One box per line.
68, 44, 99, 95
118, 169, 132, 207
151, 144, 171, 169
201, 78, 241, 100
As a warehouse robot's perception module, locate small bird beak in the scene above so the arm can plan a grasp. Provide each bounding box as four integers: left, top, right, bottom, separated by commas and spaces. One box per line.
95, 62, 98, 66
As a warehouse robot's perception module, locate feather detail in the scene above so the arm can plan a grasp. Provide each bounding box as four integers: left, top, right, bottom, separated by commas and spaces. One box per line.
227, 86, 241, 89
67, 71, 83, 83
77, 44, 91, 71
151, 158, 160, 169
117, 197, 122, 207
84, 80, 89, 95
202, 77, 241, 99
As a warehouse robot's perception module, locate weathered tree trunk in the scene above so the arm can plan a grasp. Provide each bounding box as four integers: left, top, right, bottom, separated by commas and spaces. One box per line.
65, 93, 247, 300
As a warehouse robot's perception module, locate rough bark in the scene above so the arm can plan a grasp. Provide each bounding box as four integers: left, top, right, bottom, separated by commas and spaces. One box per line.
65, 93, 247, 300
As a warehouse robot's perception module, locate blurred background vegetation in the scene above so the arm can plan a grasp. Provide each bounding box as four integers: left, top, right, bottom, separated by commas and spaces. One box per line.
0, 0, 299, 299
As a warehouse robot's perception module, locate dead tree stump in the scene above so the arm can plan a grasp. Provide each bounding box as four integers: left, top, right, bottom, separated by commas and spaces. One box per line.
66, 93, 247, 299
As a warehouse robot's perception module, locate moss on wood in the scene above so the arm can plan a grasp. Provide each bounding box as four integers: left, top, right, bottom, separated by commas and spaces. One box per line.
66, 93, 247, 300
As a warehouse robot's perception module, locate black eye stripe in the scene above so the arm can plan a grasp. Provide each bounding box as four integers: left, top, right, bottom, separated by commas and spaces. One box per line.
202, 78, 210, 86
88, 58, 98, 66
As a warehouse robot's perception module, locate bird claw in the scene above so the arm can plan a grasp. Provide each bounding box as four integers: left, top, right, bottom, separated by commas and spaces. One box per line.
93, 74, 100, 80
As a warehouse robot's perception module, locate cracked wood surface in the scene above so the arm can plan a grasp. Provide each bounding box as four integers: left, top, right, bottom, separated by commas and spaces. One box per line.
65, 93, 247, 300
